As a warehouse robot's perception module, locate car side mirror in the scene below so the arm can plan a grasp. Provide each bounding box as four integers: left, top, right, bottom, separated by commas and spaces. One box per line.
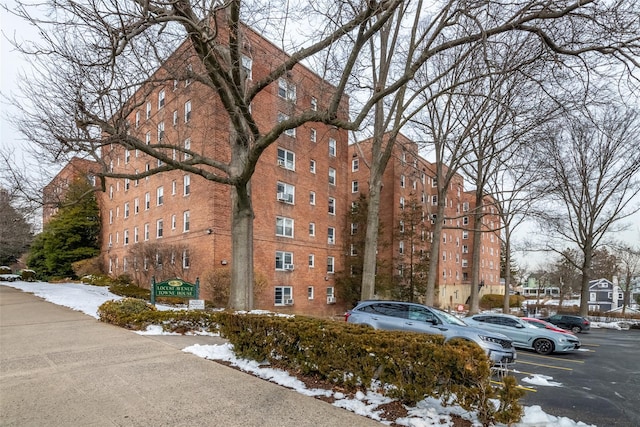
515, 324, 524, 329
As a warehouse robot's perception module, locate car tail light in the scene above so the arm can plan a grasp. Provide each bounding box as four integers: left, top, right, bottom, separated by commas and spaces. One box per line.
583, 319, 590, 325
344, 312, 351, 322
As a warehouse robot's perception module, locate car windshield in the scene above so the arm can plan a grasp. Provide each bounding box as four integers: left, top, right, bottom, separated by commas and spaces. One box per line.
432, 307, 467, 326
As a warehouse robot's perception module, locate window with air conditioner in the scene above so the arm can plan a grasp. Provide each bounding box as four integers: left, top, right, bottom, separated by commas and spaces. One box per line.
274, 286, 293, 306
275, 251, 293, 270
277, 148, 295, 170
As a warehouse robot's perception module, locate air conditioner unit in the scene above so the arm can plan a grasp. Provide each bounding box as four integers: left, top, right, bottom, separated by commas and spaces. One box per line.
284, 264, 294, 271
277, 159, 286, 167
284, 298, 294, 305
327, 296, 336, 304
277, 192, 288, 201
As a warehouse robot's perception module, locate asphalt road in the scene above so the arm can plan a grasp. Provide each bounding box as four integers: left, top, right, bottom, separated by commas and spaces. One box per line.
512, 328, 640, 427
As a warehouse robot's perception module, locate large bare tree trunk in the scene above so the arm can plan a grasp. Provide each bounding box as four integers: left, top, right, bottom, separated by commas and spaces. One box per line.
229, 181, 254, 310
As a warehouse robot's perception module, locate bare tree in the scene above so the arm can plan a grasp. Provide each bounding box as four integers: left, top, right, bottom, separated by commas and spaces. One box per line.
535, 102, 640, 316
612, 244, 640, 315
6, 0, 405, 310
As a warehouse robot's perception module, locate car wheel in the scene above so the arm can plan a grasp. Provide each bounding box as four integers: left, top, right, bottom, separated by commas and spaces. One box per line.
533, 338, 554, 355
571, 326, 582, 334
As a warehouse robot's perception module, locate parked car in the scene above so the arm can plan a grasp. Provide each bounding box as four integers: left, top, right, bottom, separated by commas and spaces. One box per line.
465, 313, 581, 355
522, 317, 574, 335
345, 300, 516, 367
541, 314, 591, 334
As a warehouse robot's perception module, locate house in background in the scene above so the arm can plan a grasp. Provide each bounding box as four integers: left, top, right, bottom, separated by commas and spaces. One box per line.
588, 278, 623, 312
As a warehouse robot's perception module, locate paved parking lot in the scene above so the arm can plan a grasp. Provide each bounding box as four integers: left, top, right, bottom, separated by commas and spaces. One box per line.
507, 328, 640, 426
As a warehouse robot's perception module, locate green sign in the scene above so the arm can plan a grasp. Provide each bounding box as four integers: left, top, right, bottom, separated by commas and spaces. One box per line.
151, 277, 199, 304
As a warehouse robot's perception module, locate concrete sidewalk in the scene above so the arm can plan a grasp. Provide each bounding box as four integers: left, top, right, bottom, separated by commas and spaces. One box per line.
0, 286, 381, 426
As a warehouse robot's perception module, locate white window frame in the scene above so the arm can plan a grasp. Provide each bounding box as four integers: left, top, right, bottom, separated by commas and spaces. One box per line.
275, 251, 294, 270
309, 222, 315, 236
328, 138, 336, 157
158, 89, 165, 109
274, 286, 293, 306
276, 216, 294, 238
276, 182, 295, 204
156, 186, 164, 206
328, 167, 336, 185
156, 219, 164, 238
182, 211, 190, 232
277, 148, 295, 170
184, 100, 192, 123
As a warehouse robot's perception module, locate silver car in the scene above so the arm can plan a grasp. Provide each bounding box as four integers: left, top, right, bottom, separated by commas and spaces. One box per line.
464, 313, 581, 355
345, 301, 516, 367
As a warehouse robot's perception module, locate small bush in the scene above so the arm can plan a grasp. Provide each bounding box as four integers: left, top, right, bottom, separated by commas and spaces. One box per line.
97, 298, 157, 328
480, 294, 524, 310
109, 283, 151, 299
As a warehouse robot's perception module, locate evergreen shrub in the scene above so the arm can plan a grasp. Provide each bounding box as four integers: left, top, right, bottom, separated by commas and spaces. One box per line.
97, 302, 524, 425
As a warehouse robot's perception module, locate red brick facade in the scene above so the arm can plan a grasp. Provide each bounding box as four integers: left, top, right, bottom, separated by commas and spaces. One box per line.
98, 27, 348, 317
348, 137, 502, 309
43, 157, 99, 226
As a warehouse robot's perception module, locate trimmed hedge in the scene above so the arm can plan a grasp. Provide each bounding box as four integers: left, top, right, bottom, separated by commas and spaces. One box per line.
98, 299, 523, 425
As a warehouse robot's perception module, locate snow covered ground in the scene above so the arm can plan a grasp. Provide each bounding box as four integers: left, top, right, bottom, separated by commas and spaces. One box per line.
2, 280, 602, 427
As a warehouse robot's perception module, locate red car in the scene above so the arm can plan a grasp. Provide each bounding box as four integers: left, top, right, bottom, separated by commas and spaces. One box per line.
522, 317, 575, 335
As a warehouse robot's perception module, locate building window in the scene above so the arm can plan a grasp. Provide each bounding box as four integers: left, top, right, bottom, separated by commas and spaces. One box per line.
309, 191, 316, 205
184, 175, 190, 195
307, 286, 314, 300
145, 192, 150, 210
310, 128, 316, 143
135, 111, 140, 128
328, 197, 336, 215
309, 222, 315, 236
352, 158, 359, 171
351, 223, 358, 235
124, 229, 129, 245
242, 55, 253, 80
173, 110, 178, 126
310, 97, 317, 111
276, 216, 294, 238
157, 186, 164, 206
183, 250, 190, 269
184, 101, 192, 123
400, 197, 405, 209
462, 245, 469, 254
124, 150, 130, 164
172, 180, 177, 195
183, 211, 190, 232
278, 112, 296, 137
124, 202, 130, 218
274, 286, 293, 305
171, 214, 176, 230
463, 216, 469, 225
462, 202, 469, 212
327, 257, 335, 274
308, 254, 315, 267
156, 219, 163, 238
276, 182, 295, 204
157, 121, 165, 142
277, 148, 295, 170
462, 231, 469, 239
310, 159, 316, 174
144, 223, 150, 241
328, 167, 336, 185
146, 101, 151, 119
328, 227, 335, 245
350, 244, 357, 256
399, 241, 404, 254
278, 78, 296, 101
275, 251, 294, 270
351, 181, 358, 193
400, 175, 405, 188
134, 227, 139, 243
431, 195, 438, 206
328, 138, 336, 157
158, 89, 165, 109
327, 287, 335, 299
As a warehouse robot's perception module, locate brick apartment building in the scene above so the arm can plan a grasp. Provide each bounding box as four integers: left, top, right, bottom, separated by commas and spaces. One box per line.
348, 136, 501, 310
43, 157, 99, 226
98, 24, 349, 317
45, 26, 501, 316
